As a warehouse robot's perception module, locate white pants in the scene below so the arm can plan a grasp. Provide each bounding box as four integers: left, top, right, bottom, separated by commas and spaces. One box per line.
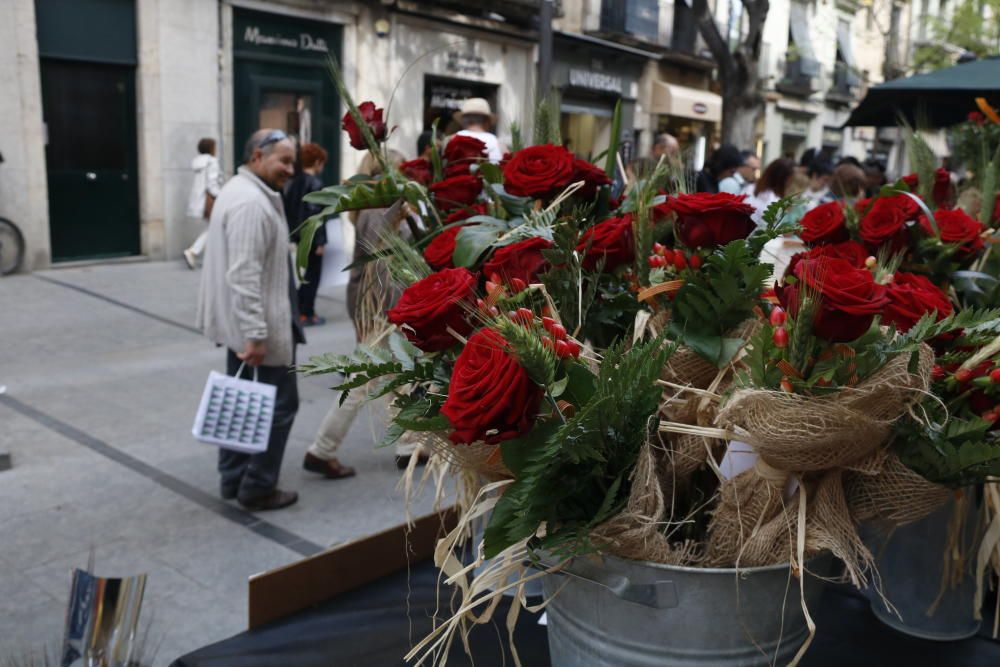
308, 388, 420, 459
187, 229, 209, 257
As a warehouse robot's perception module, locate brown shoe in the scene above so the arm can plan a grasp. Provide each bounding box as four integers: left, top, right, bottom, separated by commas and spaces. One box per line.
238, 489, 298, 511
303, 452, 356, 479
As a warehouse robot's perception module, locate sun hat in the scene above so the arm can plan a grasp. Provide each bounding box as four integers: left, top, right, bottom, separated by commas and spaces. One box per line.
453, 97, 497, 124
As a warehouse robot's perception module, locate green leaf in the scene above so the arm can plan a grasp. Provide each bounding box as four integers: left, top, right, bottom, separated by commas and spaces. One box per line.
604, 99, 622, 179
452, 217, 510, 267
489, 183, 534, 217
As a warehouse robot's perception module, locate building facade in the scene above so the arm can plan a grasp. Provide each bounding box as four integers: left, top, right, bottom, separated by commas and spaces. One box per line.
1, 0, 540, 272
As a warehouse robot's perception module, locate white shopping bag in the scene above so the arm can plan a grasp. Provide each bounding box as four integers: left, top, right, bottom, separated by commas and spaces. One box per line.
191, 364, 275, 454
319, 215, 355, 288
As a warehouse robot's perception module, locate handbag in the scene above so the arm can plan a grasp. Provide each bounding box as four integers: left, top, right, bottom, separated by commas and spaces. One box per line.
192, 362, 275, 454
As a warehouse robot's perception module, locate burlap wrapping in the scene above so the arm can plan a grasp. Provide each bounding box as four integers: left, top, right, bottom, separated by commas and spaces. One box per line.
704, 345, 935, 582
414, 431, 512, 480
591, 440, 701, 566
845, 451, 951, 525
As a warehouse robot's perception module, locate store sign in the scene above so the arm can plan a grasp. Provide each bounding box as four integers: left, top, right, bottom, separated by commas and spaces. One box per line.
242, 25, 329, 53
568, 68, 622, 94
446, 51, 486, 77
692, 102, 708, 115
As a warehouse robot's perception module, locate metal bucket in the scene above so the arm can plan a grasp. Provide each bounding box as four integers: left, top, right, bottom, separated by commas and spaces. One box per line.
542, 554, 831, 667
864, 492, 983, 640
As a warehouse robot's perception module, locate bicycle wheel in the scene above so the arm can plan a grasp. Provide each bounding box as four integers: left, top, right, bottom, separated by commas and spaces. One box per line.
0, 217, 25, 275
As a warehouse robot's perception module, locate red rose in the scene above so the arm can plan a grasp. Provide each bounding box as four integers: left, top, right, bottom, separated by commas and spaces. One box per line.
859, 198, 909, 252
857, 194, 920, 221
401, 158, 432, 185
444, 135, 487, 163
883, 272, 953, 332
665, 192, 756, 249
577, 214, 635, 271
429, 174, 483, 211
800, 202, 849, 245
441, 327, 544, 444
778, 256, 889, 342
423, 226, 464, 270
785, 240, 869, 281
483, 236, 553, 285
502, 144, 575, 199
341, 101, 387, 150
932, 168, 955, 209
386, 268, 477, 352
919, 208, 985, 256
901, 173, 919, 191
571, 159, 611, 200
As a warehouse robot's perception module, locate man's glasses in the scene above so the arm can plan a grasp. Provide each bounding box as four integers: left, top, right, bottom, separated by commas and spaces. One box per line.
257, 130, 288, 150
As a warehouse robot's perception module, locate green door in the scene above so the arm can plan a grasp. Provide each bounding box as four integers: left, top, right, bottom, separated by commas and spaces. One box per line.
41, 59, 140, 261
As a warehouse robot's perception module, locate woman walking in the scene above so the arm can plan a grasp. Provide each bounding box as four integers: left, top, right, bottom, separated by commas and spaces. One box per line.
283, 143, 329, 326
184, 138, 223, 269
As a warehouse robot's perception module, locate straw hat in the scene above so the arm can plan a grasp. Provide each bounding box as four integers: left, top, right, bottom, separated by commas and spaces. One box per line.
453, 97, 496, 124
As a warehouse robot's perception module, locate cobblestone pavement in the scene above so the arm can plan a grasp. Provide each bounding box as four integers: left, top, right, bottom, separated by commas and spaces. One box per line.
0, 260, 442, 663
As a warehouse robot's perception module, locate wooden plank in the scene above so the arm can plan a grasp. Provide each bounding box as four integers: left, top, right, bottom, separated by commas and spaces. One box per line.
247, 507, 458, 630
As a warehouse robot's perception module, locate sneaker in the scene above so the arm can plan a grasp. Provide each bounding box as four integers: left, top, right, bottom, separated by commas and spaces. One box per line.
302, 315, 327, 327
238, 489, 299, 511
183, 248, 197, 270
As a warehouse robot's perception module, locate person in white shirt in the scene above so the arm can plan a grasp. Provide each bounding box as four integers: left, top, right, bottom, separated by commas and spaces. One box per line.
747, 157, 796, 224
719, 150, 760, 196
453, 98, 505, 163
184, 138, 224, 269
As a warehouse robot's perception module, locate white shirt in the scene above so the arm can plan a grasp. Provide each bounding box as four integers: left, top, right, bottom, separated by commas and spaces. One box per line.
747, 189, 780, 225
718, 173, 746, 195
455, 129, 503, 164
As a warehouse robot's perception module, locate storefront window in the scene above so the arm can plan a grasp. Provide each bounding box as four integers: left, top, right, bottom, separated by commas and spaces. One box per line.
656, 116, 713, 170
560, 102, 613, 160
258, 91, 313, 147
423, 76, 498, 135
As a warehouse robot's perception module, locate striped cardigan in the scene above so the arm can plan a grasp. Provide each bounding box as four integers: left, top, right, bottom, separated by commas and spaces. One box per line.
196, 167, 298, 366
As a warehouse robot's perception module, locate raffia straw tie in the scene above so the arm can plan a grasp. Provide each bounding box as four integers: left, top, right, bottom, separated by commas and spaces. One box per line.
753, 458, 789, 486
657, 420, 732, 440
656, 380, 721, 399
788, 474, 817, 667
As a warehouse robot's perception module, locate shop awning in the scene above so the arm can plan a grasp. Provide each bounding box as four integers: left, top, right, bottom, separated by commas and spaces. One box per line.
649, 82, 722, 122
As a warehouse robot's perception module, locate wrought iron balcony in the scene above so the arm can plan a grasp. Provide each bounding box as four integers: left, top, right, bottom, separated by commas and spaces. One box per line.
826, 61, 861, 103
776, 56, 821, 97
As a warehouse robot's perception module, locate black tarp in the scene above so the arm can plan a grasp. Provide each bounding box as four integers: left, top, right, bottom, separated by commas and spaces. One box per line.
172, 558, 1000, 667
844, 56, 1000, 128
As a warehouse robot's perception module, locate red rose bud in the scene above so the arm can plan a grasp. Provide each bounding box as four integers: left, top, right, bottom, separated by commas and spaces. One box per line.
772, 327, 789, 348
955, 368, 973, 383
673, 253, 687, 270
653, 242, 666, 256
510, 278, 527, 293
564, 339, 581, 358
341, 101, 387, 150
769, 307, 787, 326
541, 316, 556, 331
549, 323, 567, 340
990, 368, 1000, 383
515, 307, 534, 324
689, 254, 703, 269
554, 339, 571, 358
485, 280, 498, 295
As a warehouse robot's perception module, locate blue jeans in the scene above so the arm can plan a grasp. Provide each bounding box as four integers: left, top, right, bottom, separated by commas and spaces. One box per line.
218, 348, 299, 502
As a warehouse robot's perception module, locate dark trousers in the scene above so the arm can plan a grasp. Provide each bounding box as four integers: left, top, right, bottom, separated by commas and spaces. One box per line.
218, 348, 299, 502
297, 250, 323, 318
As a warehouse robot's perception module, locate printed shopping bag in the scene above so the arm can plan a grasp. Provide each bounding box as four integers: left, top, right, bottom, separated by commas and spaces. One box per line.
191, 364, 275, 454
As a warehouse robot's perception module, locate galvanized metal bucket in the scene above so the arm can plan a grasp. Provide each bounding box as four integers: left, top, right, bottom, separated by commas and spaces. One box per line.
541, 553, 831, 667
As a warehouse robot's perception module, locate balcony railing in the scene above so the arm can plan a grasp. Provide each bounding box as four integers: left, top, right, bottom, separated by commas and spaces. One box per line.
776, 56, 821, 96
599, 0, 660, 43
826, 62, 861, 102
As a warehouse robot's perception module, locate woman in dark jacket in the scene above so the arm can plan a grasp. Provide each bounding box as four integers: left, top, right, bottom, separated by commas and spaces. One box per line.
283, 143, 328, 326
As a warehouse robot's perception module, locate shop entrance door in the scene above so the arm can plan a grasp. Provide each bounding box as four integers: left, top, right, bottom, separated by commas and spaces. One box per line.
41, 59, 140, 261
233, 61, 337, 183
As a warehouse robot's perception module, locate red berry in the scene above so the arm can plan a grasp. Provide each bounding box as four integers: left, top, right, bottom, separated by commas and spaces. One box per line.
647, 255, 662, 268
932, 365, 946, 381
515, 307, 534, 324
541, 337, 554, 351
689, 254, 702, 269
541, 316, 556, 331
653, 242, 666, 256
506, 310, 517, 321
564, 340, 581, 358
780, 378, 794, 393
990, 368, 1000, 383
490, 272, 502, 285
554, 340, 571, 358
673, 253, 687, 270
955, 368, 974, 383
488, 306, 500, 317
476, 298, 486, 309
983, 410, 998, 423
661, 248, 675, 264
772, 327, 789, 348
510, 278, 527, 293
770, 307, 787, 326
550, 323, 567, 340
485, 280, 499, 295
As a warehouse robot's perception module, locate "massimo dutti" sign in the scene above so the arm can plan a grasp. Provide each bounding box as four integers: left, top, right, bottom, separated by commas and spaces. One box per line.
242, 25, 329, 53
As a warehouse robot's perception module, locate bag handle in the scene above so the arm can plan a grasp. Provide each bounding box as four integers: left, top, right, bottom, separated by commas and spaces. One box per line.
234, 361, 259, 383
